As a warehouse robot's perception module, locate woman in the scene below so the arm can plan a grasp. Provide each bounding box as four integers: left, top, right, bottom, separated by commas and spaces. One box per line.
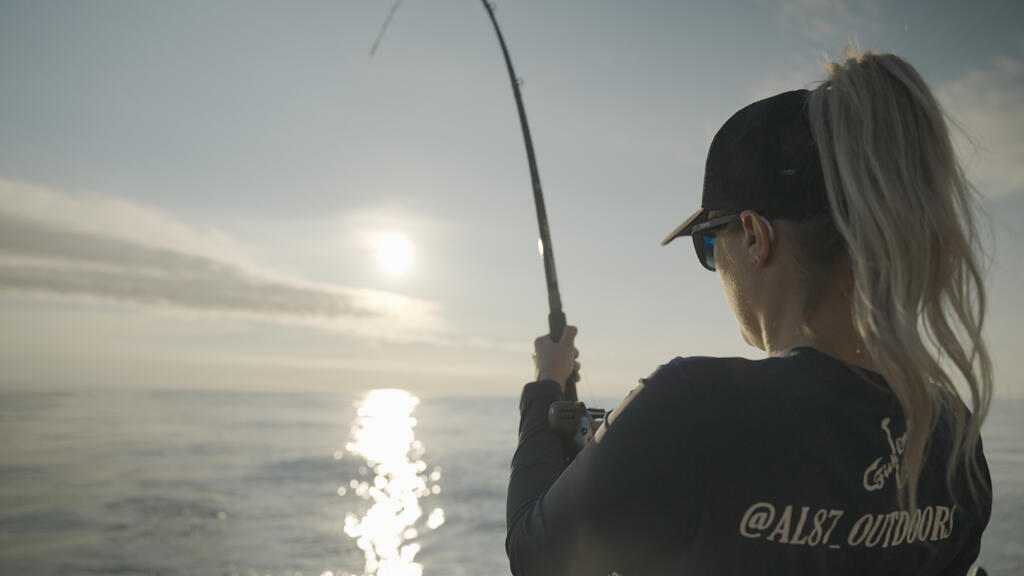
506, 50, 993, 575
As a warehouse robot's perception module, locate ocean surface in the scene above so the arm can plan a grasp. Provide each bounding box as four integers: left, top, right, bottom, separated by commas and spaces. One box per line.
0, 387, 1020, 576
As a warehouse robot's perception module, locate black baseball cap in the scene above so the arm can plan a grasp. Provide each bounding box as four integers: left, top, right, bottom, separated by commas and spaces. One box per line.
661, 89, 830, 246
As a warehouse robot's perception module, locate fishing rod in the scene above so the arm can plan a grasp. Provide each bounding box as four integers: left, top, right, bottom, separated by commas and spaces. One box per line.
370, 1, 601, 458
479, 0, 573, 400
480, 1, 604, 460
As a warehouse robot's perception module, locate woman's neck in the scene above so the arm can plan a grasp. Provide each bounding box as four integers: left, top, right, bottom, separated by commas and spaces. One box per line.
762, 265, 878, 374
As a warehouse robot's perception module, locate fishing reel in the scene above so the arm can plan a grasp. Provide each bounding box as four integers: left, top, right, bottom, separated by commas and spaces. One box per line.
548, 400, 606, 462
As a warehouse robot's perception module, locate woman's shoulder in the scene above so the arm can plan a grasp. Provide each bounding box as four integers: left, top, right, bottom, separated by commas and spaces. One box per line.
645, 352, 805, 391
633, 354, 785, 419
640, 348, 893, 411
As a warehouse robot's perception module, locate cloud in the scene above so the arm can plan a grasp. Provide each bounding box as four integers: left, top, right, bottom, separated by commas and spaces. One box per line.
937, 56, 1024, 198
774, 0, 879, 44
0, 180, 446, 341
0, 180, 249, 267
750, 0, 881, 103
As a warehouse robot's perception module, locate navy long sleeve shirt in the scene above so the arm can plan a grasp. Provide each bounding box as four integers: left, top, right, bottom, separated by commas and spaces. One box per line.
506, 347, 991, 575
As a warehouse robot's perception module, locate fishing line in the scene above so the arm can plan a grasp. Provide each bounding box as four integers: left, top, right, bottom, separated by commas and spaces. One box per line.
369, 0, 405, 57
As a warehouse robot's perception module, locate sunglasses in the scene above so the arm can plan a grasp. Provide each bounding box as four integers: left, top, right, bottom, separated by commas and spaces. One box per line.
690, 213, 744, 271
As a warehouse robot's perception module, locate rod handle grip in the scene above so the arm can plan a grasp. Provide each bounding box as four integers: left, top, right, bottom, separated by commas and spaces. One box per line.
548, 310, 577, 401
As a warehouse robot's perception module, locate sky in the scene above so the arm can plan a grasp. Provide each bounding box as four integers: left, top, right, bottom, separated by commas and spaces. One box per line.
0, 0, 1022, 398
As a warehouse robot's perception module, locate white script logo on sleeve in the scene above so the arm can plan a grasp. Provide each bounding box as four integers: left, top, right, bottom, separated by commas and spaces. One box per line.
862, 417, 907, 492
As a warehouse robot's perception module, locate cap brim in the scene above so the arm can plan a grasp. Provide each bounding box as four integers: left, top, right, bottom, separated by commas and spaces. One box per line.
660, 208, 707, 246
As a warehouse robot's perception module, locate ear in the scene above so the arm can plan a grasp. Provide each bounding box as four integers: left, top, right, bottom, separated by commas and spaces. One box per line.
739, 210, 773, 267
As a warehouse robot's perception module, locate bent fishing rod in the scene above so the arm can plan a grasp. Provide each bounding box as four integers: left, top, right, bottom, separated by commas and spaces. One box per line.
479, 0, 572, 398
480, 1, 604, 459
370, 0, 601, 457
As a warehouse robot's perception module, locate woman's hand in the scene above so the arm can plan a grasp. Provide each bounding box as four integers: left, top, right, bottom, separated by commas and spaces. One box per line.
533, 325, 580, 393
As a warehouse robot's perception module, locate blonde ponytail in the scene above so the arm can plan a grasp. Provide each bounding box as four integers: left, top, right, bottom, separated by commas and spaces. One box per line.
807, 49, 993, 511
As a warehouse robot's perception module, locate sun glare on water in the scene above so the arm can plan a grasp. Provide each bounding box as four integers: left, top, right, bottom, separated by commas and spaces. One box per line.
376, 234, 413, 276
340, 389, 444, 576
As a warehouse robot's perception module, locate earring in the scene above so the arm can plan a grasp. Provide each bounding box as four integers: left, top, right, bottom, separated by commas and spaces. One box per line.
752, 255, 759, 265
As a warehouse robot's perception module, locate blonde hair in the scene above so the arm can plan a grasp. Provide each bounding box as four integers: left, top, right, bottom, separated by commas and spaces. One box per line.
806, 49, 993, 511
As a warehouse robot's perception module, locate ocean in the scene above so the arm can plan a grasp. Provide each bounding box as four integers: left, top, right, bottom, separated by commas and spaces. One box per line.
0, 387, 1020, 575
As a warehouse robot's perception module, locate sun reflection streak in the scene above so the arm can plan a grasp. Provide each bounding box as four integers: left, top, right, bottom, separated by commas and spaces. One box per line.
342, 390, 443, 576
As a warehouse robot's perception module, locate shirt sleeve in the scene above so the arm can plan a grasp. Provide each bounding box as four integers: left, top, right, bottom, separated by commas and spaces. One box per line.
936, 434, 993, 576
505, 362, 702, 576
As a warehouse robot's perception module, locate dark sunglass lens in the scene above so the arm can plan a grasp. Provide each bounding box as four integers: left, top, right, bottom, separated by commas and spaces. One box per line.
692, 234, 705, 270
703, 235, 716, 270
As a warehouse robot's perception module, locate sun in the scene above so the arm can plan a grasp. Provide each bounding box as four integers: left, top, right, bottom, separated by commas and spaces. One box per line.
376, 233, 413, 276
